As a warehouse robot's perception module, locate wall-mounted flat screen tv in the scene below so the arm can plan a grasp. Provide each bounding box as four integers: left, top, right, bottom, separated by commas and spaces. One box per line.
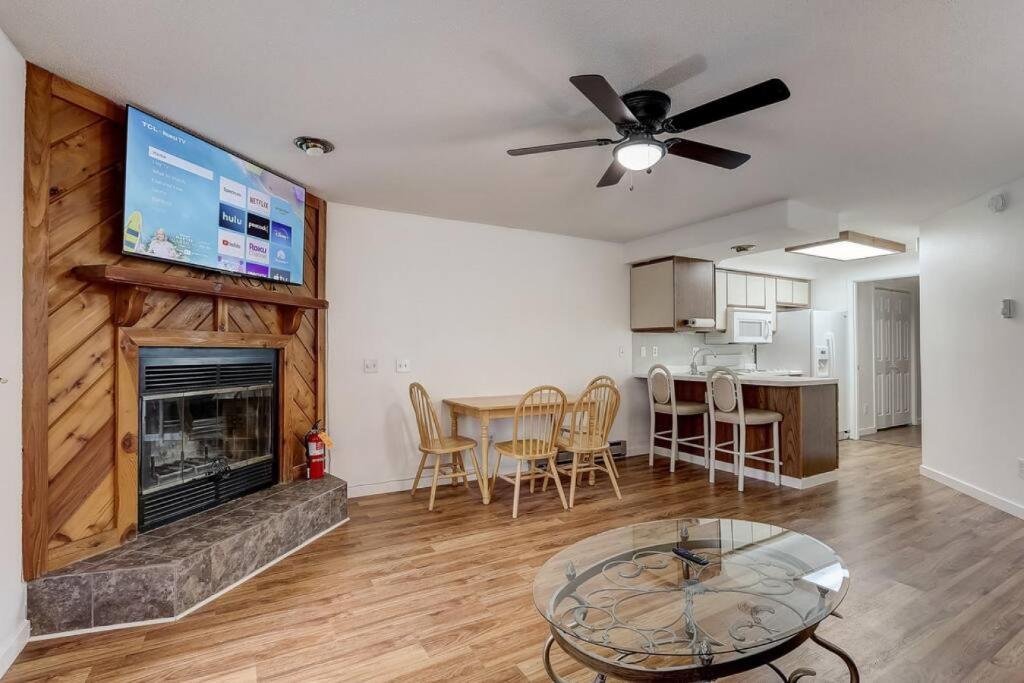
123, 105, 306, 284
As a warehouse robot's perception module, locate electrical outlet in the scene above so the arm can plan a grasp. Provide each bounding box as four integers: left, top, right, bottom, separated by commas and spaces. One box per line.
652, 345, 659, 358
396, 359, 411, 373
363, 358, 378, 374
1018, 458, 1024, 480
641, 346, 647, 358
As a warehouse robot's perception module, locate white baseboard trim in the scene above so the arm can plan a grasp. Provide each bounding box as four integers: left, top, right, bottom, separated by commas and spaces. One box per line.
29, 518, 351, 642
919, 465, 1024, 520
0, 619, 30, 676
653, 447, 838, 490
858, 427, 877, 437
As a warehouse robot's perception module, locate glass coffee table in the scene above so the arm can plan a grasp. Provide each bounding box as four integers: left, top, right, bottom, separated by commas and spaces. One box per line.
533, 518, 859, 682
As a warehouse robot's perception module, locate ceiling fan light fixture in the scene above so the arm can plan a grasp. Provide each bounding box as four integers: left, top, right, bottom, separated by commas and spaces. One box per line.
614, 138, 666, 171
785, 230, 906, 261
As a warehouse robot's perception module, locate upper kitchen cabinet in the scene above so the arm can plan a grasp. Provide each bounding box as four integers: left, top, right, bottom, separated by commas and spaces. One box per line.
776, 276, 811, 308
630, 257, 716, 332
716, 269, 771, 310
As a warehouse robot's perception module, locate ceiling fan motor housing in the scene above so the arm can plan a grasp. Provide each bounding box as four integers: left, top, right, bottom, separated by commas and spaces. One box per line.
620, 90, 672, 133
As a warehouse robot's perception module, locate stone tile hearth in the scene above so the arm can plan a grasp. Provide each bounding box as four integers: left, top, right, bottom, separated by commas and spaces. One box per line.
28, 475, 347, 636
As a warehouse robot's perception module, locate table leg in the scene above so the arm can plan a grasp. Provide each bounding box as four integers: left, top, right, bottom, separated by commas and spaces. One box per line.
479, 416, 491, 504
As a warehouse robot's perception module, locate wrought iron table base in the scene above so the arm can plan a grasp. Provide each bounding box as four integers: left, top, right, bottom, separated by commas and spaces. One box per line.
542, 623, 860, 682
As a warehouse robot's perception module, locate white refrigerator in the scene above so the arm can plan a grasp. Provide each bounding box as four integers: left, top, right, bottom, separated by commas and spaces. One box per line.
757, 309, 849, 439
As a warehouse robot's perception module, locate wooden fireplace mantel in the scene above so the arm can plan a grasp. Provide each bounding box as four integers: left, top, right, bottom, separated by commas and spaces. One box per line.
73, 264, 329, 334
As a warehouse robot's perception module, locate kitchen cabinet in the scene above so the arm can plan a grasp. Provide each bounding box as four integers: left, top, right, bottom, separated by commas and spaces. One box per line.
726, 272, 747, 306
775, 277, 811, 308
630, 257, 716, 331
746, 275, 766, 308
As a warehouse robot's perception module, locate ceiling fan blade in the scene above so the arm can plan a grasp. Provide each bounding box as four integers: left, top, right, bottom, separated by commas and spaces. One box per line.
663, 78, 790, 132
666, 138, 750, 169
570, 75, 638, 127
507, 138, 614, 156
597, 160, 627, 187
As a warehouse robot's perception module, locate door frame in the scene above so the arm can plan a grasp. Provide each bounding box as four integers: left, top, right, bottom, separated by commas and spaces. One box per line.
847, 275, 921, 439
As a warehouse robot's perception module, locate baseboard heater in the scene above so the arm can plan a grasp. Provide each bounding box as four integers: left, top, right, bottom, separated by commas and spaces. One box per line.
555, 439, 626, 465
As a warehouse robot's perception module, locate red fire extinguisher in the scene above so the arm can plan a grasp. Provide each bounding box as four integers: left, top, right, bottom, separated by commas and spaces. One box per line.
305, 420, 327, 480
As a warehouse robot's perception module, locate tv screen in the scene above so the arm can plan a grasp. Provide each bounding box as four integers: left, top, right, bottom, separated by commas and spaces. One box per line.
122, 106, 306, 284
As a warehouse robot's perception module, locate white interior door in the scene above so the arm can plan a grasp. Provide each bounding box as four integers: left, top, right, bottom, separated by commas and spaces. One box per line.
889, 290, 913, 426
873, 288, 912, 430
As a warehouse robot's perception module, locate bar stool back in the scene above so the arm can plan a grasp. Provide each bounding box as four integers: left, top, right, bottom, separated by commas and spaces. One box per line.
647, 364, 709, 473
705, 367, 783, 491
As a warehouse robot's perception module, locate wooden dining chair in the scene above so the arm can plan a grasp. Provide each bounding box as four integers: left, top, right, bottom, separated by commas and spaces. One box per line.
552, 381, 621, 507
409, 382, 481, 511
492, 386, 568, 519
560, 375, 619, 476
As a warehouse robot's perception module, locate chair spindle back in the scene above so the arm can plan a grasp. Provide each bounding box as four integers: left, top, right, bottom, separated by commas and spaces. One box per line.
567, 381, 620, 450
512, 385, 567, 458
409, 382, 445, 449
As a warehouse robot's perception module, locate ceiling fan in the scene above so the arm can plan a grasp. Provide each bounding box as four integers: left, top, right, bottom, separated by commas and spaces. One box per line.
507, 74, 790, 187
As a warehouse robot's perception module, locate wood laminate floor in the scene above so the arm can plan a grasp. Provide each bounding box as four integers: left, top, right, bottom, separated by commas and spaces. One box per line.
859, 425, 923, 448
8, 439, 1024, 682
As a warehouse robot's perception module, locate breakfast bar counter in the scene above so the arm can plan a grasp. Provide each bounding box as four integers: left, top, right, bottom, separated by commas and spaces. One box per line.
635, 368, 839, 488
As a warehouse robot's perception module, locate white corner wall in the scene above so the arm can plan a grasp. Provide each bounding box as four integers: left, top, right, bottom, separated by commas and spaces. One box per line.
920, 178, 1024, 518
0, 26, 27, 675
326, 204, 633, 496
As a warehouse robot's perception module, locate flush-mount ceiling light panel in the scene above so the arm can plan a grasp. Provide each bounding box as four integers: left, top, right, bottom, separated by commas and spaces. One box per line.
785, 230, 906, 261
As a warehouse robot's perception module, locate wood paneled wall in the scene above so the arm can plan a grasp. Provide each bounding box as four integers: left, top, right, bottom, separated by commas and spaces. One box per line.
22, 65, 328, 579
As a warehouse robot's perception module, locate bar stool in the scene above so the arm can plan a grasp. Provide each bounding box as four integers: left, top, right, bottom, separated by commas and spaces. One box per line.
647, 364, 709, 473
705, 367, 783, 492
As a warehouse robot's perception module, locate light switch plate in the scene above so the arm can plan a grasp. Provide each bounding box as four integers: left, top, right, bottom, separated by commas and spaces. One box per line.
652, 346, 659, 358
396, 359, 411, 373
1018, 458, 1024, 479
641, 346, 647, 358
363, 358, 378, 373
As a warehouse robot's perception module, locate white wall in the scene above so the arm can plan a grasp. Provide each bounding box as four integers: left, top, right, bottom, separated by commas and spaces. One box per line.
0, 26, 27, 675
920, 178, 1024, 518
326, 204, 633, 496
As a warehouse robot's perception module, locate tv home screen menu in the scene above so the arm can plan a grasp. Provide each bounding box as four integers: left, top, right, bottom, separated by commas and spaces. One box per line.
123, 106, 306, 284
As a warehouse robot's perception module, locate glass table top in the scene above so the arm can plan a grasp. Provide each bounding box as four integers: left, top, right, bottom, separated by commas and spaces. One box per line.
533, 518, 849, 658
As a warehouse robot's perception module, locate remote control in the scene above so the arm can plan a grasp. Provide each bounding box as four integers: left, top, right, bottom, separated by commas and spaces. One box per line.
672, 547, 709, 566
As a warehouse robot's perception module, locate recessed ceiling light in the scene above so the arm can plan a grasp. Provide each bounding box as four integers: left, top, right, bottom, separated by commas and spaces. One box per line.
785, 230, 905, 261
293, 136, 335, 156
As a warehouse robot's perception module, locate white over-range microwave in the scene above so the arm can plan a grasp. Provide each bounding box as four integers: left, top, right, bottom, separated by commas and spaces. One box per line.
705, 308, 773, 344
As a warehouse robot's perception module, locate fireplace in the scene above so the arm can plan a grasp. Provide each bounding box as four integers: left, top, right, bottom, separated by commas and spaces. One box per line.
138, 347, 279, 532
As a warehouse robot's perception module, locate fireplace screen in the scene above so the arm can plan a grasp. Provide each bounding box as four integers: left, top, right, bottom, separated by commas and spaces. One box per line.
140, 386, 274, 494
138, 347, 278, 531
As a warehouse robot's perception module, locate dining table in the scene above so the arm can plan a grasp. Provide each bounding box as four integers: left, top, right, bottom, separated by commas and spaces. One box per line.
442, 393, 581, 504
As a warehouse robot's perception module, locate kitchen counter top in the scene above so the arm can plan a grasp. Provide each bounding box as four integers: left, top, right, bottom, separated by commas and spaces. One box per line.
632, 368, 838, 387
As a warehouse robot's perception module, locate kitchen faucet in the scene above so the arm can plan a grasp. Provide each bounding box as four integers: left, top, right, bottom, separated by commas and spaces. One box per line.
689, 347, 715, 375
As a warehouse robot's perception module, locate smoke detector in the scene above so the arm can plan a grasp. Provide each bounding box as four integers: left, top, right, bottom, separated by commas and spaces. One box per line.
293, 136, 335, 156
731, 244, 757, 253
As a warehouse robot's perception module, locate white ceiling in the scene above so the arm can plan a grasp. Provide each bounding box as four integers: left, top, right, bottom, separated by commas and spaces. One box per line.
2, 1, 1023, 242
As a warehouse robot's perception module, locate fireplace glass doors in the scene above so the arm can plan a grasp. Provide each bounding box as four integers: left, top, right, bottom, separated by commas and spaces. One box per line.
138, 347, 279, 531
140, 386, 274, 492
